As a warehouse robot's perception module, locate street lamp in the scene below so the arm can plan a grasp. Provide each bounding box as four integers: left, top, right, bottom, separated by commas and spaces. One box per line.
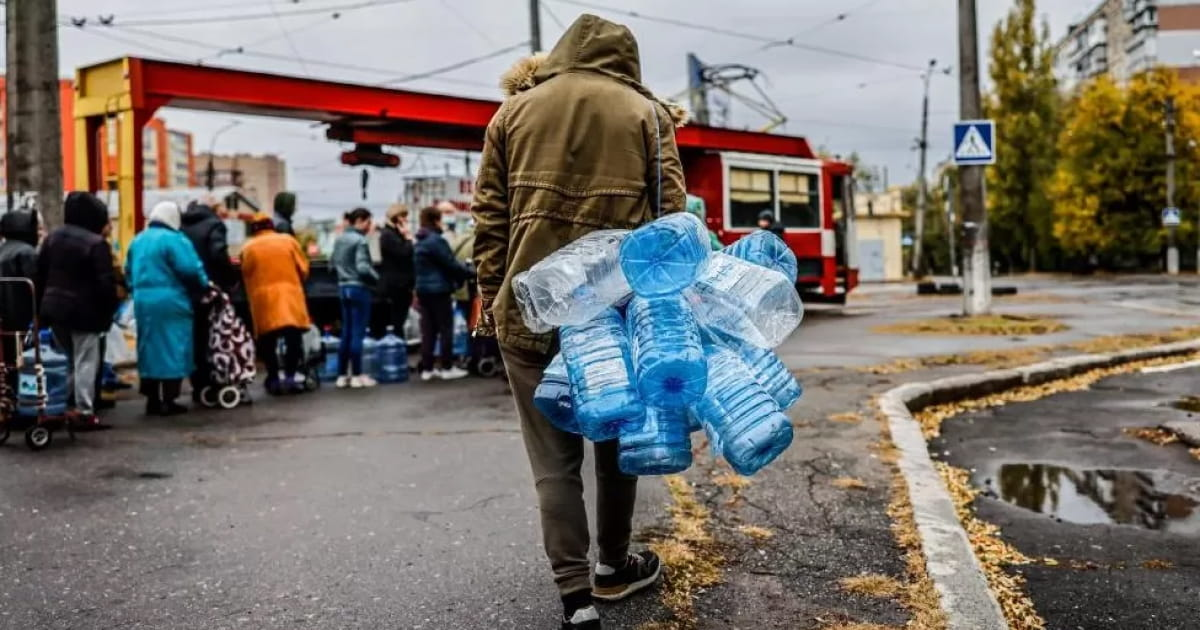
205, 120, 241, 190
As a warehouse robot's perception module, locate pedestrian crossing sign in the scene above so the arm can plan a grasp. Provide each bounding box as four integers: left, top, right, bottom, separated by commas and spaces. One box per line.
953, 120, 996, 166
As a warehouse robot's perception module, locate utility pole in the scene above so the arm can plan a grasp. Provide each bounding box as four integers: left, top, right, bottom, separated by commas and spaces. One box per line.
958, 0, 990, 315
5, 0, 64, 226
529, 0, 542, 54
910, 58, 938, 278
1165, 96, 1179, 275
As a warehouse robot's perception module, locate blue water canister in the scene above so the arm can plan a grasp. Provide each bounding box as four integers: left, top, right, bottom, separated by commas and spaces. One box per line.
561, 307, 644, 442
362, 336, 380, 380
618, 213, 712, 297
377, 326, 409, 384
692, 345, 793, 476
724, 231, 799, 282
627, 296, 706, 408
320, 327, 341, 382
705, 329, 802, 411
618, 406, 693, 476
453, 307, 470, 357
18, 339, 69, 417
534, 354, 579, 434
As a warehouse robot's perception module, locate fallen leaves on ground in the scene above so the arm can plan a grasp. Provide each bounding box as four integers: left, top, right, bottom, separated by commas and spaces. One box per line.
873, 314, 1068, 337
820, 623, 901, 630
832, 477, 869, 490
1142, 559, 1176, 570
838, 574, 905, 599
829, 411, 865, 424
645, 475, 722, 628
1123, 426, 1180, 446
711, 471, 751, 491
736, 525, 774, 541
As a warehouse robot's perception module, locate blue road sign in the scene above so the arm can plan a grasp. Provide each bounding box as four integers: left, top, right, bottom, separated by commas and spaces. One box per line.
1163, 207, 1181, 227
953, 120, 996, 166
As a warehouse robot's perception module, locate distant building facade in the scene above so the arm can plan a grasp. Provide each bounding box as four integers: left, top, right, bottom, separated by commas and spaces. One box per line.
196, 153, 287, 210
1056, 0, 1200, 89
853, 187, 908, 282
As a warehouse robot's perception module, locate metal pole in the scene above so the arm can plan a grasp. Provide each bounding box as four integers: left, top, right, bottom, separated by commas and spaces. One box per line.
205, 120, 240, 191
529, 0, 543, 54
958, 0, 990, 315
5, 0, 64, 226
1166, 96, 1179, 275
910, 59, 936, 278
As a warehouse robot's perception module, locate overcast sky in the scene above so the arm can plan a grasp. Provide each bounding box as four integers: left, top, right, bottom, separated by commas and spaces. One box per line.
46, 0, 1090, 219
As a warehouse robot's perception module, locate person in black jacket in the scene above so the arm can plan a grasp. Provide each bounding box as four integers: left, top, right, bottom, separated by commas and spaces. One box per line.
0, 210, 39, 406
181, 200, 238, 399
380, 203, 415, 338
273, 192, 297, 237
414, 205, 473, 381
37, 192, 120, 425
757, 209, 785, 238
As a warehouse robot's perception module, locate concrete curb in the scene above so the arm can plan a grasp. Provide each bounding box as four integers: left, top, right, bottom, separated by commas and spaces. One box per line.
880, 338, 1200, 630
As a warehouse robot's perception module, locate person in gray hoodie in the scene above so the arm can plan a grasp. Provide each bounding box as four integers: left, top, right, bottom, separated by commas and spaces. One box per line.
330, 207, 379, 388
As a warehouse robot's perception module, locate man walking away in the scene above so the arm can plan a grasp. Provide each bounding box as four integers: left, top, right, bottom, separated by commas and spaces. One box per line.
38, 192, 120, 428
273, 191, 298, 237
414, 205, 472, 382
471, 14, 687, 629
0, 210, 39, 406
181, 200, 239, 401
380, 203, 415, 338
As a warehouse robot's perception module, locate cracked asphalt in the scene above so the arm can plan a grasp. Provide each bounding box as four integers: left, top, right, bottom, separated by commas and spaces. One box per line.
3, 275, 1200, 629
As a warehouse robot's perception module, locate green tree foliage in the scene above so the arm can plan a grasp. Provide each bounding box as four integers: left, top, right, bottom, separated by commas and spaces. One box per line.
985, 0, 1060, 271
1051, 70, 1200, 267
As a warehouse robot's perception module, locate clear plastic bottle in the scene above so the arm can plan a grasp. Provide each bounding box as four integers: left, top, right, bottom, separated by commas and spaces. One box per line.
453, 307, 470, 357
19, 334, 68, 417
512, 230, 632, 332
377, 326, 409, 384
618, 406, 693, 475
534, 354, 579, 434
627, 295, 706, 408
686, 252, 804, 348
320, 327, 341, 382
692, 345, 793, 476
705, 329, 802, 410
561, 307, 644, 442
619, 213, 711, 297
724, 230, 799, 282
362, 335, 380, 380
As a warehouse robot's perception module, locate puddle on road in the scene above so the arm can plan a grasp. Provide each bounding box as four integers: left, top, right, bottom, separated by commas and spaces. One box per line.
978, 464, 1200, 535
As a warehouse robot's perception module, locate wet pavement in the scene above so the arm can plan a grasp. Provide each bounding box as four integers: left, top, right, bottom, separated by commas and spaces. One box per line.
934, 365, 1200, 630
4, 275, 1200, 629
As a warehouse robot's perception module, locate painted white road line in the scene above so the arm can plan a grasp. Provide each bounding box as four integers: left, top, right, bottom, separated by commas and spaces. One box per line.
1141, 359, 1200, 374
1110, 300, 1200, 318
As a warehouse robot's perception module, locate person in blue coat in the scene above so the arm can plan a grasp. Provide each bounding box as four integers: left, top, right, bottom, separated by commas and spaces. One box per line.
125, 201, 210, 416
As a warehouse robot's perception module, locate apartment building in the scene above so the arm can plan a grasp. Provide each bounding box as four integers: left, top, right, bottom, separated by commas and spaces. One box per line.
1055, 0, 1200, 89
195, 153, 287, 210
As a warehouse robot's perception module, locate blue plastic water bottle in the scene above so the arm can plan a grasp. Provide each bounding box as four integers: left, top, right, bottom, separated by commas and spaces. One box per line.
705, 329, 802, 410
362, 335, 380, 379
320, 327, 341, 382
627, 295, 706, 408
534, 354, 579, 434
561, 307, 644, 442
453, 307, 470, 357
618, 406, 693, 475
19, 336, 68, 417
619, 213, 711, 297
692, 345, 793, 476
724, 231, 799, 282
377, 326, 409, 384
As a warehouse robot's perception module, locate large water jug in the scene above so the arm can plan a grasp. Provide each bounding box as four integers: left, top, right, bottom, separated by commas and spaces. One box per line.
561, 307, 644, 442
512, 230, 632, 333
453, 307, 470, 357
692, 345, 793, 476
377, 326, 409, 384
18, 337, 68, 417
534, 354, 579, 434
619, 213, 711, 297
686, 252, 804, 348
705, 329, 802, 410
618, 406, 693, 475
627, 296, 706, 408
362, 336, 380, 380
724, 231, 798, 282
320, 327, 341, 382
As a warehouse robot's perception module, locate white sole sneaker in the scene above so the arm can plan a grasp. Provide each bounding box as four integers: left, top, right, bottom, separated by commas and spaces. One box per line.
420, 371, 435, 382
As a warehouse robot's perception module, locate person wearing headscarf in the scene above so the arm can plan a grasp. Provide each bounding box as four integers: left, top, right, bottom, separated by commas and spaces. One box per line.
125, 201, 210, 416
273, 191, 297, 237
0, 210, 40, 408
239, 213, 312, 394
379, 203, 415, 340
37, 193, 120, 427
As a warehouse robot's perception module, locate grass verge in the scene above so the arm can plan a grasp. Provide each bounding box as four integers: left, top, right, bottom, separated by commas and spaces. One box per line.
873, 314, 1067, 337
641, 475, 723, 630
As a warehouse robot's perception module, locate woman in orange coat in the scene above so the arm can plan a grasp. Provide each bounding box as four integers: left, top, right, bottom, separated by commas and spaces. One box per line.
240, 214, 312, 394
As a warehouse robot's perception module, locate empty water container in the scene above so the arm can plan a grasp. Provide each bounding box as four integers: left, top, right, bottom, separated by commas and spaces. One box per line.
453, 307, 470, 357
561, 307, 644, 442
534, 354, 579, 434
686, 252, 804, 348
724, 231, 799, 282
18, 337, 68, 417
705, 329, 802, 410
692, 345, 793, 476
627, 295, 706, 408
320, 327, 341, 382
362, 335, 380, 380
512, 230, 632, 332
619, 213, 711, 297
618, 406, 693, 475
377, 326, 409, 384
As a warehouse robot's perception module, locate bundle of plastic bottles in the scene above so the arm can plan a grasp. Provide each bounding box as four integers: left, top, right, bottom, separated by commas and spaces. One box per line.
514, 213, 804, 477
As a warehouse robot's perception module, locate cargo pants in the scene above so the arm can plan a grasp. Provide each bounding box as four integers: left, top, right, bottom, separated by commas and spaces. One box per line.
500, 344, 639, 596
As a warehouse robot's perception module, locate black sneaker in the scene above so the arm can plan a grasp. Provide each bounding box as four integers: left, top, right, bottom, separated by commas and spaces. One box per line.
560, 589, 601, 629
592, 551, 662, 602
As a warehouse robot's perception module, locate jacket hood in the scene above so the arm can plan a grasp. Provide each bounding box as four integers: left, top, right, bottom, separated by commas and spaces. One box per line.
64, 191, 110, 234
500, 14, 689, 127
0, 210, 38, 247
182, 202, 218, 226
274, 192, 296, 218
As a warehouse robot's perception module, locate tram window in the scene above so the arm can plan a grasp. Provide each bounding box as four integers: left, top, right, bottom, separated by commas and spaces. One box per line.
779, 172, 820, 228
729, 168, 774, 228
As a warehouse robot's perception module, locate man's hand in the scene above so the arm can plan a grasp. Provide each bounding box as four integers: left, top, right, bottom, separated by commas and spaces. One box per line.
473, 309, 497, 339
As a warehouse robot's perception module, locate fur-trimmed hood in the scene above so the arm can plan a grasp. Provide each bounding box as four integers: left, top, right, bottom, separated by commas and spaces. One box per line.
500, 14, 689, 127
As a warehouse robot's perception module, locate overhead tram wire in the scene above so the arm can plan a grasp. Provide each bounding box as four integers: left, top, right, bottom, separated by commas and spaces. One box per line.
269, 0, 312, 78
93, 0, 381, 20
542, 2, 568, 31
437, 0, 499, 45
379, 41, 529, 85
84, 0, 415, 28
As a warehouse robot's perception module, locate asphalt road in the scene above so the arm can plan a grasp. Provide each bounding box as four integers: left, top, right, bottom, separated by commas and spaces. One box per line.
4, 275, 1200, 629
933, 365, 1200, 630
